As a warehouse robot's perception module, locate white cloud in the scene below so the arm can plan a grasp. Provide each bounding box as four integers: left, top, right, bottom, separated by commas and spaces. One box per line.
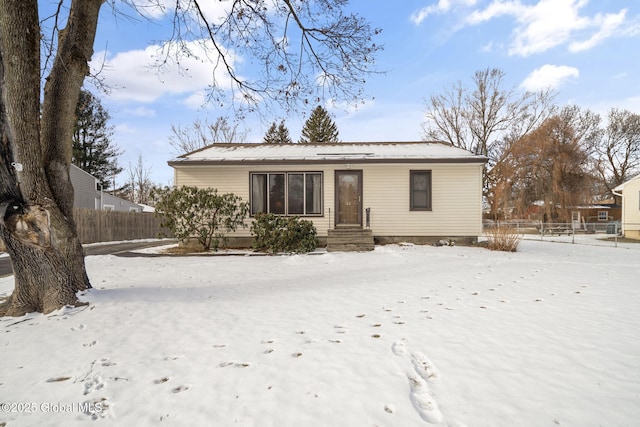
520, 64, 579, 91
114, 123, 138, 134
569, 9, 626, 52
91, 39, 237, 103
183, 91, 207, 110
411, 0, 478, 25
124, 106, 157, 118
464, 0, 630, 56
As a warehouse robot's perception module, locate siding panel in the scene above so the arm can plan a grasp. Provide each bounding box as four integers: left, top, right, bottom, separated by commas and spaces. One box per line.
174, 161, 483, 239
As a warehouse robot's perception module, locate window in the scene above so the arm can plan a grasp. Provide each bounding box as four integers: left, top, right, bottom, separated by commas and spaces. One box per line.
598, 211, 608, 221
251, 172, 322, 216
410, 170, 432, 211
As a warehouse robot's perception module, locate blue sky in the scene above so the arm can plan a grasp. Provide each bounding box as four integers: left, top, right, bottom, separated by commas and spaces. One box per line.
60, 0, 640, 186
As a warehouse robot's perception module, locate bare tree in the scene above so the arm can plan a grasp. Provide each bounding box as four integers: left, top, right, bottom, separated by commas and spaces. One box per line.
422, 68, 556, 219
127, 155, 154, 205
169, 117, 248, 155
0, 0, 381, 316
143, 0, 382, 112
594, 108, 640, 198
423, 68, 555, 157
497, 106, 601, 221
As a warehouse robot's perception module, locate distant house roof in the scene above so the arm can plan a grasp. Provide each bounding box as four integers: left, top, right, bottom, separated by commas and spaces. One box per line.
168, 141, 488, 166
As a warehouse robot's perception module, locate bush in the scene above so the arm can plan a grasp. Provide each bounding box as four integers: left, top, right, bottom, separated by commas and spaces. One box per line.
251, 213, 318, 254
152, 186, 249, 251
485, 226, 520, 252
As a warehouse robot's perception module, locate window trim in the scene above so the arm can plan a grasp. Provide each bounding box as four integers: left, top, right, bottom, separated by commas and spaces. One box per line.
597, 210, 608, 221
410, 170, 432, 211
250, 171, 323, 217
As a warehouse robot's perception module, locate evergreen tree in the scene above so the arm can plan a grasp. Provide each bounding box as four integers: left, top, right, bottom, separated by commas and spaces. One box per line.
263, 119, 293, 144
72, 90, 123, 189
299, 106, 340, 143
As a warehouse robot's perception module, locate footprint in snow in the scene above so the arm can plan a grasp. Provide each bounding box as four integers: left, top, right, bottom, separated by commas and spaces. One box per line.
411, 352, 441, 384
391, 341, 407, 356
83, 375, 106, 395
71, 324, 86, 331
219, 362, 251, 368
407, 374, 443, 424
172, 385, 190, 393
82, 397, 110, 420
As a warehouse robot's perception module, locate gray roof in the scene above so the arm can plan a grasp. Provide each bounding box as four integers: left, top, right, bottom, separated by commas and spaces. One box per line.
169, 141, 487, 166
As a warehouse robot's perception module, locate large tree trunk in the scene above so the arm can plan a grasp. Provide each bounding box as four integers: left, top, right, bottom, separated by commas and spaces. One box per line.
0, 0, 104, 316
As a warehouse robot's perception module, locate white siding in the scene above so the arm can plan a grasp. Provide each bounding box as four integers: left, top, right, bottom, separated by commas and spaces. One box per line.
362, 163, 483, 236
174, 161, 483, 239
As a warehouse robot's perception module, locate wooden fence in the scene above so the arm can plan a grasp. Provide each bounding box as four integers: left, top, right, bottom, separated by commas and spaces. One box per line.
1, 209, 167, 251
74, 209, 167, 244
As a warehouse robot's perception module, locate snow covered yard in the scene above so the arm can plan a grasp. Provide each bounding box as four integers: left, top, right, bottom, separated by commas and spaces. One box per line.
1, 240, 639, 426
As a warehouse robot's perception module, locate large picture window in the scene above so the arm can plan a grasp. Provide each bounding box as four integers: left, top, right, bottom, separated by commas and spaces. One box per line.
410, 170, 432, 211
251, 172, 323, 216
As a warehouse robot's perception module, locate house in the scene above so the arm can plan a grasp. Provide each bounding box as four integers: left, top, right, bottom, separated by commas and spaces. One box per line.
69, 165, 142, 212
569, 200, 622, 228
168, 142, 487, 250
613, 175, 640, 240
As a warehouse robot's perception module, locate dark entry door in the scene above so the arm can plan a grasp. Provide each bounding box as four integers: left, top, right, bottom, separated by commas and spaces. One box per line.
335, 170, 362, 226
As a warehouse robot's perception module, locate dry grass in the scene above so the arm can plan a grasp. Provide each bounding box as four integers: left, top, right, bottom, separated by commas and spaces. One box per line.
485, 227, 521, 252
162, 245, 208, 255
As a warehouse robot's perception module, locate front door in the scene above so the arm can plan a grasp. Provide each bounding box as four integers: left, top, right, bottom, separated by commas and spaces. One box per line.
335, 170, 362, 226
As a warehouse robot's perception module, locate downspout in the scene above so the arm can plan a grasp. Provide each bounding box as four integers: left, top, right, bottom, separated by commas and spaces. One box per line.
612, 188, 624, 236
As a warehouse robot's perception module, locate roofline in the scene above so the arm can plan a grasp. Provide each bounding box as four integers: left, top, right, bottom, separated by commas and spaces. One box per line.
613, 173, 640, 191
169, 157, 488, 167
177, 141, 458, 158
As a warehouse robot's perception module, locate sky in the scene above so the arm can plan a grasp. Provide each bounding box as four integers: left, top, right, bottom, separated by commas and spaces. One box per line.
47, 0, 640, 186
1, 236, 639, 425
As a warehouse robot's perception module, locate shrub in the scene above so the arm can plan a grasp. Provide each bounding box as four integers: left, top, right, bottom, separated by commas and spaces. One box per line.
485, 226, 520, 252
251, 213, 318, 254
152, 186, 249, 251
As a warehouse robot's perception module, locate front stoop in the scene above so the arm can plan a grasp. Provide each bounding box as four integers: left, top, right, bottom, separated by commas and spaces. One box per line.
326, 228, 375, 252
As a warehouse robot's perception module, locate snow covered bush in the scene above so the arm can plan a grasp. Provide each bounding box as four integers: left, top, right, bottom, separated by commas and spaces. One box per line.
152, 186, 249, 251
485, 226, 520, 252
251, 213, 317, 254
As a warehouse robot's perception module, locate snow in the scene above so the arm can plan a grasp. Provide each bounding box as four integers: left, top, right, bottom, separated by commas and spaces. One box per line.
1, 239, 639, 426
173, 141, 484, 164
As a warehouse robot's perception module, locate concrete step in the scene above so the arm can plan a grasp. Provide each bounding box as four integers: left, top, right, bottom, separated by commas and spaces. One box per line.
327, 229, 374, 252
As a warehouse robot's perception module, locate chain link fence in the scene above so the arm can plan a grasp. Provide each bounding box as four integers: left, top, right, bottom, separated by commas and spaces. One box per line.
483, 220, 640, 249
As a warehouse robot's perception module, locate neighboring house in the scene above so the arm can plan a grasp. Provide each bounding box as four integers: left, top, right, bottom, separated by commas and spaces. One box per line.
69, 165, 142, 212
570, 201, 622, 225
613, 175, 640, 240
168, 142, 487, 248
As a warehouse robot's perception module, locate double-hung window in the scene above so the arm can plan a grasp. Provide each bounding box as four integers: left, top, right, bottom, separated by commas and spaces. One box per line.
251, 172, 322, 216
410, 170, 432, 211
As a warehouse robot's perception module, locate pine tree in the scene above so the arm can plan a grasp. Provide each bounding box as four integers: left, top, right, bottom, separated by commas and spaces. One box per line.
72, 90, 123, 189
263, 119, 293, 144
299, 106, 340, 143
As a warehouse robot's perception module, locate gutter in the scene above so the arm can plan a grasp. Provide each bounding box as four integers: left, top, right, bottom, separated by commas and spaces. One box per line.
612, 187, 624, 235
